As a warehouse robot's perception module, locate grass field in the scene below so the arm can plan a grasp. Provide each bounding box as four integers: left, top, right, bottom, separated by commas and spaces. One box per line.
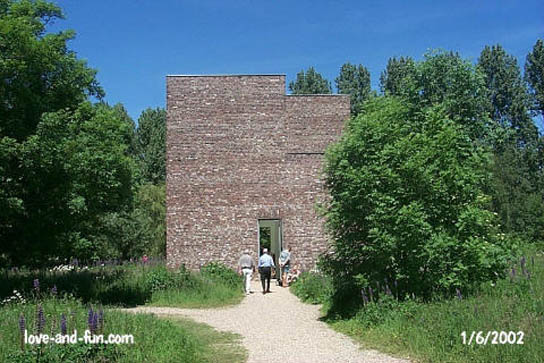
292, 243, 544, 363
0, 261, 245, 362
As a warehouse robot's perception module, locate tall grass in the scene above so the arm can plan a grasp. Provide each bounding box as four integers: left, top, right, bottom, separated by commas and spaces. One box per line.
292, 243, 544, 362
0, 262, 243, 308
0, 261, 245, 361
0, 296, 245, 362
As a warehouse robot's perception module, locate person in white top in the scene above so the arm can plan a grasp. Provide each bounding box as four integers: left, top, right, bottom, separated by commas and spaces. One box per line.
238, 250, 255, 295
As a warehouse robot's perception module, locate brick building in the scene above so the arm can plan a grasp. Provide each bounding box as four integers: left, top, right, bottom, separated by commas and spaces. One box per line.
166, 75, 350, 271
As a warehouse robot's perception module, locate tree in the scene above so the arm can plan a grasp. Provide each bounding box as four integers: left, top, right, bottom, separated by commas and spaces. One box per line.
4, 103, 136, 264
379, 56, 417, 97
0, 1, 137, 265
417, 51, 491, 140
525, 39, 544, 118
136, 107, 166, 184
321, 97, 511, 305
288, 67, 332, 94
0, 0, 103, 141
490, 145, 544, 241
335, 63, 372, 116
477, 44, 537, 146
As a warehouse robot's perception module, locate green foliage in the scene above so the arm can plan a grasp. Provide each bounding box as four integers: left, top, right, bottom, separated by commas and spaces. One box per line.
0, 297, 201, 362
328, 244, 544, 363
381, 51, 491, 141
379, 56, 417, 98
200, 262, 241, 289
477, 44, 537, 146
322, 97, 513, 305
0, 0, 140, 266
0, 261, 243, 308
490, 146, 544, 241
105, 183, 166, 259
288, 66, 332, 94
335, 62, 373, 116
417, 50, 491, 140
3, 102, 136, 265
525, 38, 544, 117
0, 0, 103, 142
290, 271, 333, 305
136, 107, 166, 184
144, 265, 195, 292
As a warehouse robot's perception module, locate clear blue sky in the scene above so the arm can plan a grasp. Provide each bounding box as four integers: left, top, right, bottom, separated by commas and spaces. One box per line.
51, 0, 544, 122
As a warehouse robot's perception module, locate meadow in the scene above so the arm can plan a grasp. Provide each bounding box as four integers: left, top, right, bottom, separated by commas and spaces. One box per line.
291, 243, 544, 363
0, 261, 245, 362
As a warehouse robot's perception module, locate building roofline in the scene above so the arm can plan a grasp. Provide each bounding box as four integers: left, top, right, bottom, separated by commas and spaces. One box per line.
167, 74, 286, 77
287, 94, 348, 97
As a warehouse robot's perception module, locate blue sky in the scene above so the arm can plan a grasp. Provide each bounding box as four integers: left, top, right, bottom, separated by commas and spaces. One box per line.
51, 0, 544, 122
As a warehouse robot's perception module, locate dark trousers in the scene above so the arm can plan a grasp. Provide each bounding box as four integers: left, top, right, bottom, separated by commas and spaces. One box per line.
260, 266, 271, 292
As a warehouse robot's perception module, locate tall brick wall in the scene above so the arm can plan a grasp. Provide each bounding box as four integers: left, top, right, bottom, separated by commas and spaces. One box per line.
166, 75, 349, 270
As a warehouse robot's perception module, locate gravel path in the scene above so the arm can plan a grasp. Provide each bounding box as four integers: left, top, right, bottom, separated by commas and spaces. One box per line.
124, 280, 410, 363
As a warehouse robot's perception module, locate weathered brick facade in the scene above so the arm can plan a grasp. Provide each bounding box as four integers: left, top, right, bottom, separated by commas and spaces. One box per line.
166, 75, 349, 270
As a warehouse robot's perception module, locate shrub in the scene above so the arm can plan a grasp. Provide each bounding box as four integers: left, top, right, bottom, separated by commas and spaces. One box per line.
200, 262, 241, 288
290, 271, 333, 305
321, 97, 514, 305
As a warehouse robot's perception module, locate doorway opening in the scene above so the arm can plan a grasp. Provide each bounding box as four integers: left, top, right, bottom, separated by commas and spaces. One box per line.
258, 219, 282, 279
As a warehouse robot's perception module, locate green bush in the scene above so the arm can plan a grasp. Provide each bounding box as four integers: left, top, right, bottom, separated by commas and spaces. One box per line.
290, 272, 333, 305
200, 262, 241, 289
321, 97, 514, 304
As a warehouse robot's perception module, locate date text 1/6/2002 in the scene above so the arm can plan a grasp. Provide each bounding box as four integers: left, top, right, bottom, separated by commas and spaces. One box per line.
461, 331, 524, 345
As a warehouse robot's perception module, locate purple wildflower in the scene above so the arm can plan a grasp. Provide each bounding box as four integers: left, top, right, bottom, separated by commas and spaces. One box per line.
361, 289, 368, 304
60, 314, 67, 335
51, 285, 57, 296
19, 313, 25, 334
92, 312, 98, 334
36, 304, 45, 334
33, 279, 40, 292
98, 309, 104, 331
455, 288, 462, 300
87, 307, 94, 332
385, 284, 392, 296
19, 313, 25, 350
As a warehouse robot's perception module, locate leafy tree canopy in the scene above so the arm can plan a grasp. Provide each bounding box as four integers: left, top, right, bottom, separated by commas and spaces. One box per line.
288, 66, 332, 94
321, 97, 512, 304
379, 56, 417, 97
335, 62, 373, 116
478, 44, 538, 147
136, 107, 166, 184
525, 39, 544, 118
0, 0, 103, 141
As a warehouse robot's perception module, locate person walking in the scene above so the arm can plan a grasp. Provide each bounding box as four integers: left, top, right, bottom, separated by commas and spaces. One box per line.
279, 247, 291, 287
238, 249, 255, 295
258, 248, 275, 294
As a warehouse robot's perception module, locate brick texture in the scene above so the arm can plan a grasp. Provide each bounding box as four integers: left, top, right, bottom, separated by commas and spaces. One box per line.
166, 75, 350, 270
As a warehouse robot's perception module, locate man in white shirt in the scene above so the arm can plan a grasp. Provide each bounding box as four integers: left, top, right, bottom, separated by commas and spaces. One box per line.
258, 248, 275, 294
238, 250, 255, 295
